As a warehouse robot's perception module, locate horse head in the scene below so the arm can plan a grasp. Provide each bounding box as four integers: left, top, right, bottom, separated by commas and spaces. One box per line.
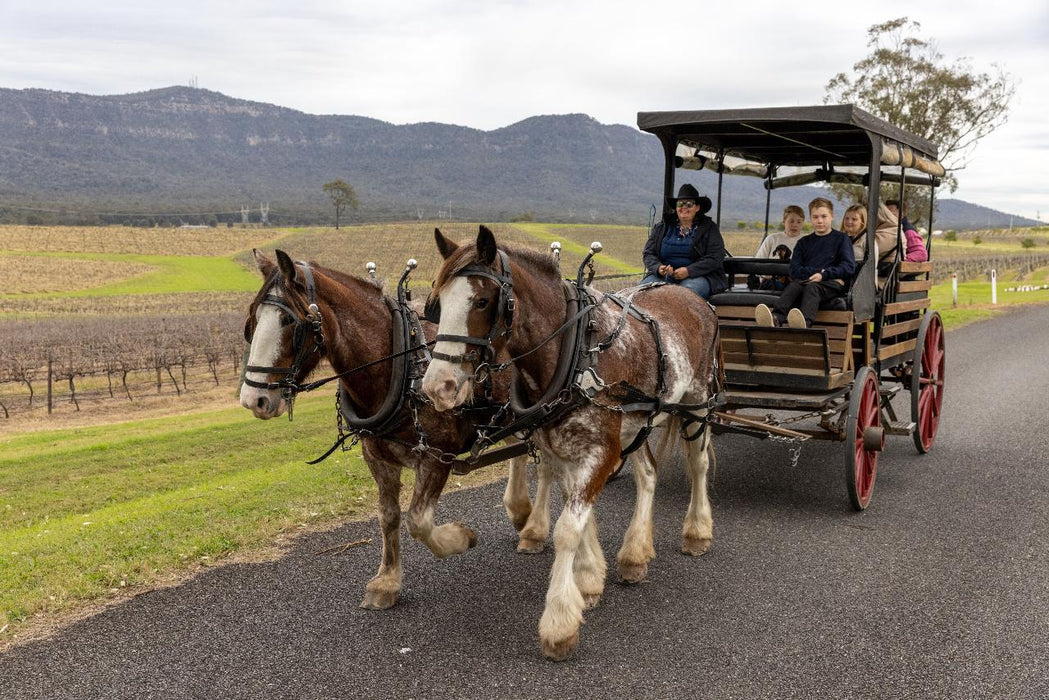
422, 225, 516, 411
240, 249, 328, 419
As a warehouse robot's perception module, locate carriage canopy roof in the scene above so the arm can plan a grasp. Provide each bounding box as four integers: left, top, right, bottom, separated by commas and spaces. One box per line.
637, 104, 944, 178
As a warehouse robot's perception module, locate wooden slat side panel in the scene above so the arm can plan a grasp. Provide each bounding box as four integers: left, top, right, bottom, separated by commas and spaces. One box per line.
725, 367, 852, 390
898, 280, 932, 293
881, 317, 923, 340
877, 338, 918, 361
899, 261, 933, 274
884, 298, 930, 315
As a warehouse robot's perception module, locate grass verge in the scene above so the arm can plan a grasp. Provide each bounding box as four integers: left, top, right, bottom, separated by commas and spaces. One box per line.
0, 392, 385, 645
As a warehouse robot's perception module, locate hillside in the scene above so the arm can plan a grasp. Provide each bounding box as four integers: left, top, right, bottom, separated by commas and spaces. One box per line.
0, 85, 1036, 229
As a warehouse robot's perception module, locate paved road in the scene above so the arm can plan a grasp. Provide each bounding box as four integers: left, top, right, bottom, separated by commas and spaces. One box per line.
3, 306, 1047, 699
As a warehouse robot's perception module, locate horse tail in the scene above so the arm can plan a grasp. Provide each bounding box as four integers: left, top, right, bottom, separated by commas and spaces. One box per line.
650, 414, 679, 467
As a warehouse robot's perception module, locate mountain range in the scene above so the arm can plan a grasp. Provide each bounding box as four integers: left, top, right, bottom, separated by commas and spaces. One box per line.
0, 85, 1037, 230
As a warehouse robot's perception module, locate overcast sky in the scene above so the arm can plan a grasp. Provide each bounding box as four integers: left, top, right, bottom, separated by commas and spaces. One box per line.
2, 0, 1046, 220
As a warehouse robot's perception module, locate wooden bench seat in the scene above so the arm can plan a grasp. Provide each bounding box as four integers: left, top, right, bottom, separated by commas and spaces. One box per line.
715, 306, 856, 391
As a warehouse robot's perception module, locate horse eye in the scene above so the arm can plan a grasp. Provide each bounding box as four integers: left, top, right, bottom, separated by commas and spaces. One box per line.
476, 298, 489, 310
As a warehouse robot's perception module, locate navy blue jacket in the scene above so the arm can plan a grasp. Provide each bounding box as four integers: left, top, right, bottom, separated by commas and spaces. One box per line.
642, 215, 728, 294
789, 229, 856, 282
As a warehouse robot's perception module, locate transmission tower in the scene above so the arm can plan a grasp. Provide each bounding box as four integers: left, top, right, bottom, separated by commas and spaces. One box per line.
241, 206, 250, 225
260, 202, 269, 225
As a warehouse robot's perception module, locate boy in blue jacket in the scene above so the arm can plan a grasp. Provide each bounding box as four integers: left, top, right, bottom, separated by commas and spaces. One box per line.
756, 197, 855, 328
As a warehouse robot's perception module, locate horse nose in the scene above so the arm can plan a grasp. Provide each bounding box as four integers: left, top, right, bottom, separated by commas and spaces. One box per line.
440, 378, 457, 400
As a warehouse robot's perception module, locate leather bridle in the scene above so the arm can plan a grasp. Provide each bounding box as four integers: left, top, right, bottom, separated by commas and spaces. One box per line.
424, 249, 515, 375
243, 263, 325, 400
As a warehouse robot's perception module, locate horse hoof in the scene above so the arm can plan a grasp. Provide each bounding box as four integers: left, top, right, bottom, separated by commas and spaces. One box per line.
681, 536, 712, 556
517, 537, 546, 554
541, 632, 579, 662
359, 589, 399, 610
616, 560, 649, 584
465, 527, 478, 549
582, 593, 602, 610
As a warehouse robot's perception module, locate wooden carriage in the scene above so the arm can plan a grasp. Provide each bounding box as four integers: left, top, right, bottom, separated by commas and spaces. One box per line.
637, 106, 946, 510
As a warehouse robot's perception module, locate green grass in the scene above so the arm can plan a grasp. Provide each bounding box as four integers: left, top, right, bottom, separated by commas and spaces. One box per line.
0, 392, 385, 637
1, 252, 260, 298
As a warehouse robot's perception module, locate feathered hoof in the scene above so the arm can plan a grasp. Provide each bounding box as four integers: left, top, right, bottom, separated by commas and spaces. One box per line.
681, 536, 712, 556
616, 560, 649, 584
359, 589, 399, 610
582, 593, 602, 610
517, 537, 546, 554
541, 631, 579, 662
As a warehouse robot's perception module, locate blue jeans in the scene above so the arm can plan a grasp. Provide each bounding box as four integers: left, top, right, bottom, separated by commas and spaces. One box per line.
641, 273, 712, 299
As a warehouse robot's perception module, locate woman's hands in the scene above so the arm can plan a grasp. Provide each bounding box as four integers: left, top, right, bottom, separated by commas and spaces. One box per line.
658, 265, 689, 280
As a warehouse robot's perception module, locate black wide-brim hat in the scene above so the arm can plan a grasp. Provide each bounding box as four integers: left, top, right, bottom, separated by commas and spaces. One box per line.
671, 183, 712, 214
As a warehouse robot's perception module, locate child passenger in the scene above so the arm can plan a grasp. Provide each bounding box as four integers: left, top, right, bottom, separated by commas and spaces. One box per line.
752, 205, 807, 291
755, 197, 855, 329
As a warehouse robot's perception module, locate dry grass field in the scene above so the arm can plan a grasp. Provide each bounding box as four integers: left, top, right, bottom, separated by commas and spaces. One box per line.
6, 254, 157, 294
0, 225, 288, 257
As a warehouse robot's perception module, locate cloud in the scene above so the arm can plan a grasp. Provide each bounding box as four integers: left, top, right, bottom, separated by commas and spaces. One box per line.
1, 0, 1045, 218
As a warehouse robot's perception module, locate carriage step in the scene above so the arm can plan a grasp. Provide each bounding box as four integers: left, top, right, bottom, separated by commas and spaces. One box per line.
885, 420, 915, 435
879, 384, 903, 399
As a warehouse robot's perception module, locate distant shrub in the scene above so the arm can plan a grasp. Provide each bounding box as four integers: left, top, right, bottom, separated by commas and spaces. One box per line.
737, 220, 747, 230
510, 211, 535, 222
944, 230, 957, 242
973, 236, 983, 245
26, 215, 43, 226
1021, 237, 1036, 249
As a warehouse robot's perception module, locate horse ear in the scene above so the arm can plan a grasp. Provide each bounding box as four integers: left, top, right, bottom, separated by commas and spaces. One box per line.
434, 228, 458, 259
275, 249, 298, 284
253, 248, 275, 277
477, 225, 497, 266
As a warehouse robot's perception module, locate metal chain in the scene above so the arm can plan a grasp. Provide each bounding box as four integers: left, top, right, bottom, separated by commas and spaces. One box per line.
768, 434, 804, 468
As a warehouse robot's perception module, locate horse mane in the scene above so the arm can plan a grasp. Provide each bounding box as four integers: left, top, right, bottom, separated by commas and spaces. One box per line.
433, 241, 559, 294
247, 258, 384, 319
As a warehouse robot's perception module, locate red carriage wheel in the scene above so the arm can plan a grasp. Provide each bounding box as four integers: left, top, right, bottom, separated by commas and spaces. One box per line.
845, 367, 883, 511
911, 311, 946, 454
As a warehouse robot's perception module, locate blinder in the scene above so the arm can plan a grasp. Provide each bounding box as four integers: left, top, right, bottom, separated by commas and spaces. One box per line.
243, 262, 325, 400
430, 250, 516, 370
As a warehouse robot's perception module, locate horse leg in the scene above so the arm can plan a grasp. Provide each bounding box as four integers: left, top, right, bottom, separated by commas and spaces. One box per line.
361, 458, 403, 610
517, 460, 552, 554
405, 461, 477, 558
538, 448, 616, 661
502, 454, 532, 531
573, 509, 606, 608
538, 499, 589, 661
681, 424, 714, 556
616, 441, 658, 583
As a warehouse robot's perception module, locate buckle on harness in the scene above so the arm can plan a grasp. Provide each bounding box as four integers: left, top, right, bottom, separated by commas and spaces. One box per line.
575, 367, 605, 398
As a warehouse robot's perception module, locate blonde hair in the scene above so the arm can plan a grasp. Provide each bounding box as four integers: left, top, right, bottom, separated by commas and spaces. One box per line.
808, 197, 834, 214
783, 205, 805, 221
843, 204, 867, 233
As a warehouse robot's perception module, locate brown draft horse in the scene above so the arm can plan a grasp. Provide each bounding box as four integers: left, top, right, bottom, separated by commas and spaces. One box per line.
239, 249, 553, 610
421, 227, 721, 660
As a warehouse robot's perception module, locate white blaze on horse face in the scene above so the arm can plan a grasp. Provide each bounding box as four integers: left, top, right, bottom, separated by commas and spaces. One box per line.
239, 302, 287, 419
421, 277, 476, 412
